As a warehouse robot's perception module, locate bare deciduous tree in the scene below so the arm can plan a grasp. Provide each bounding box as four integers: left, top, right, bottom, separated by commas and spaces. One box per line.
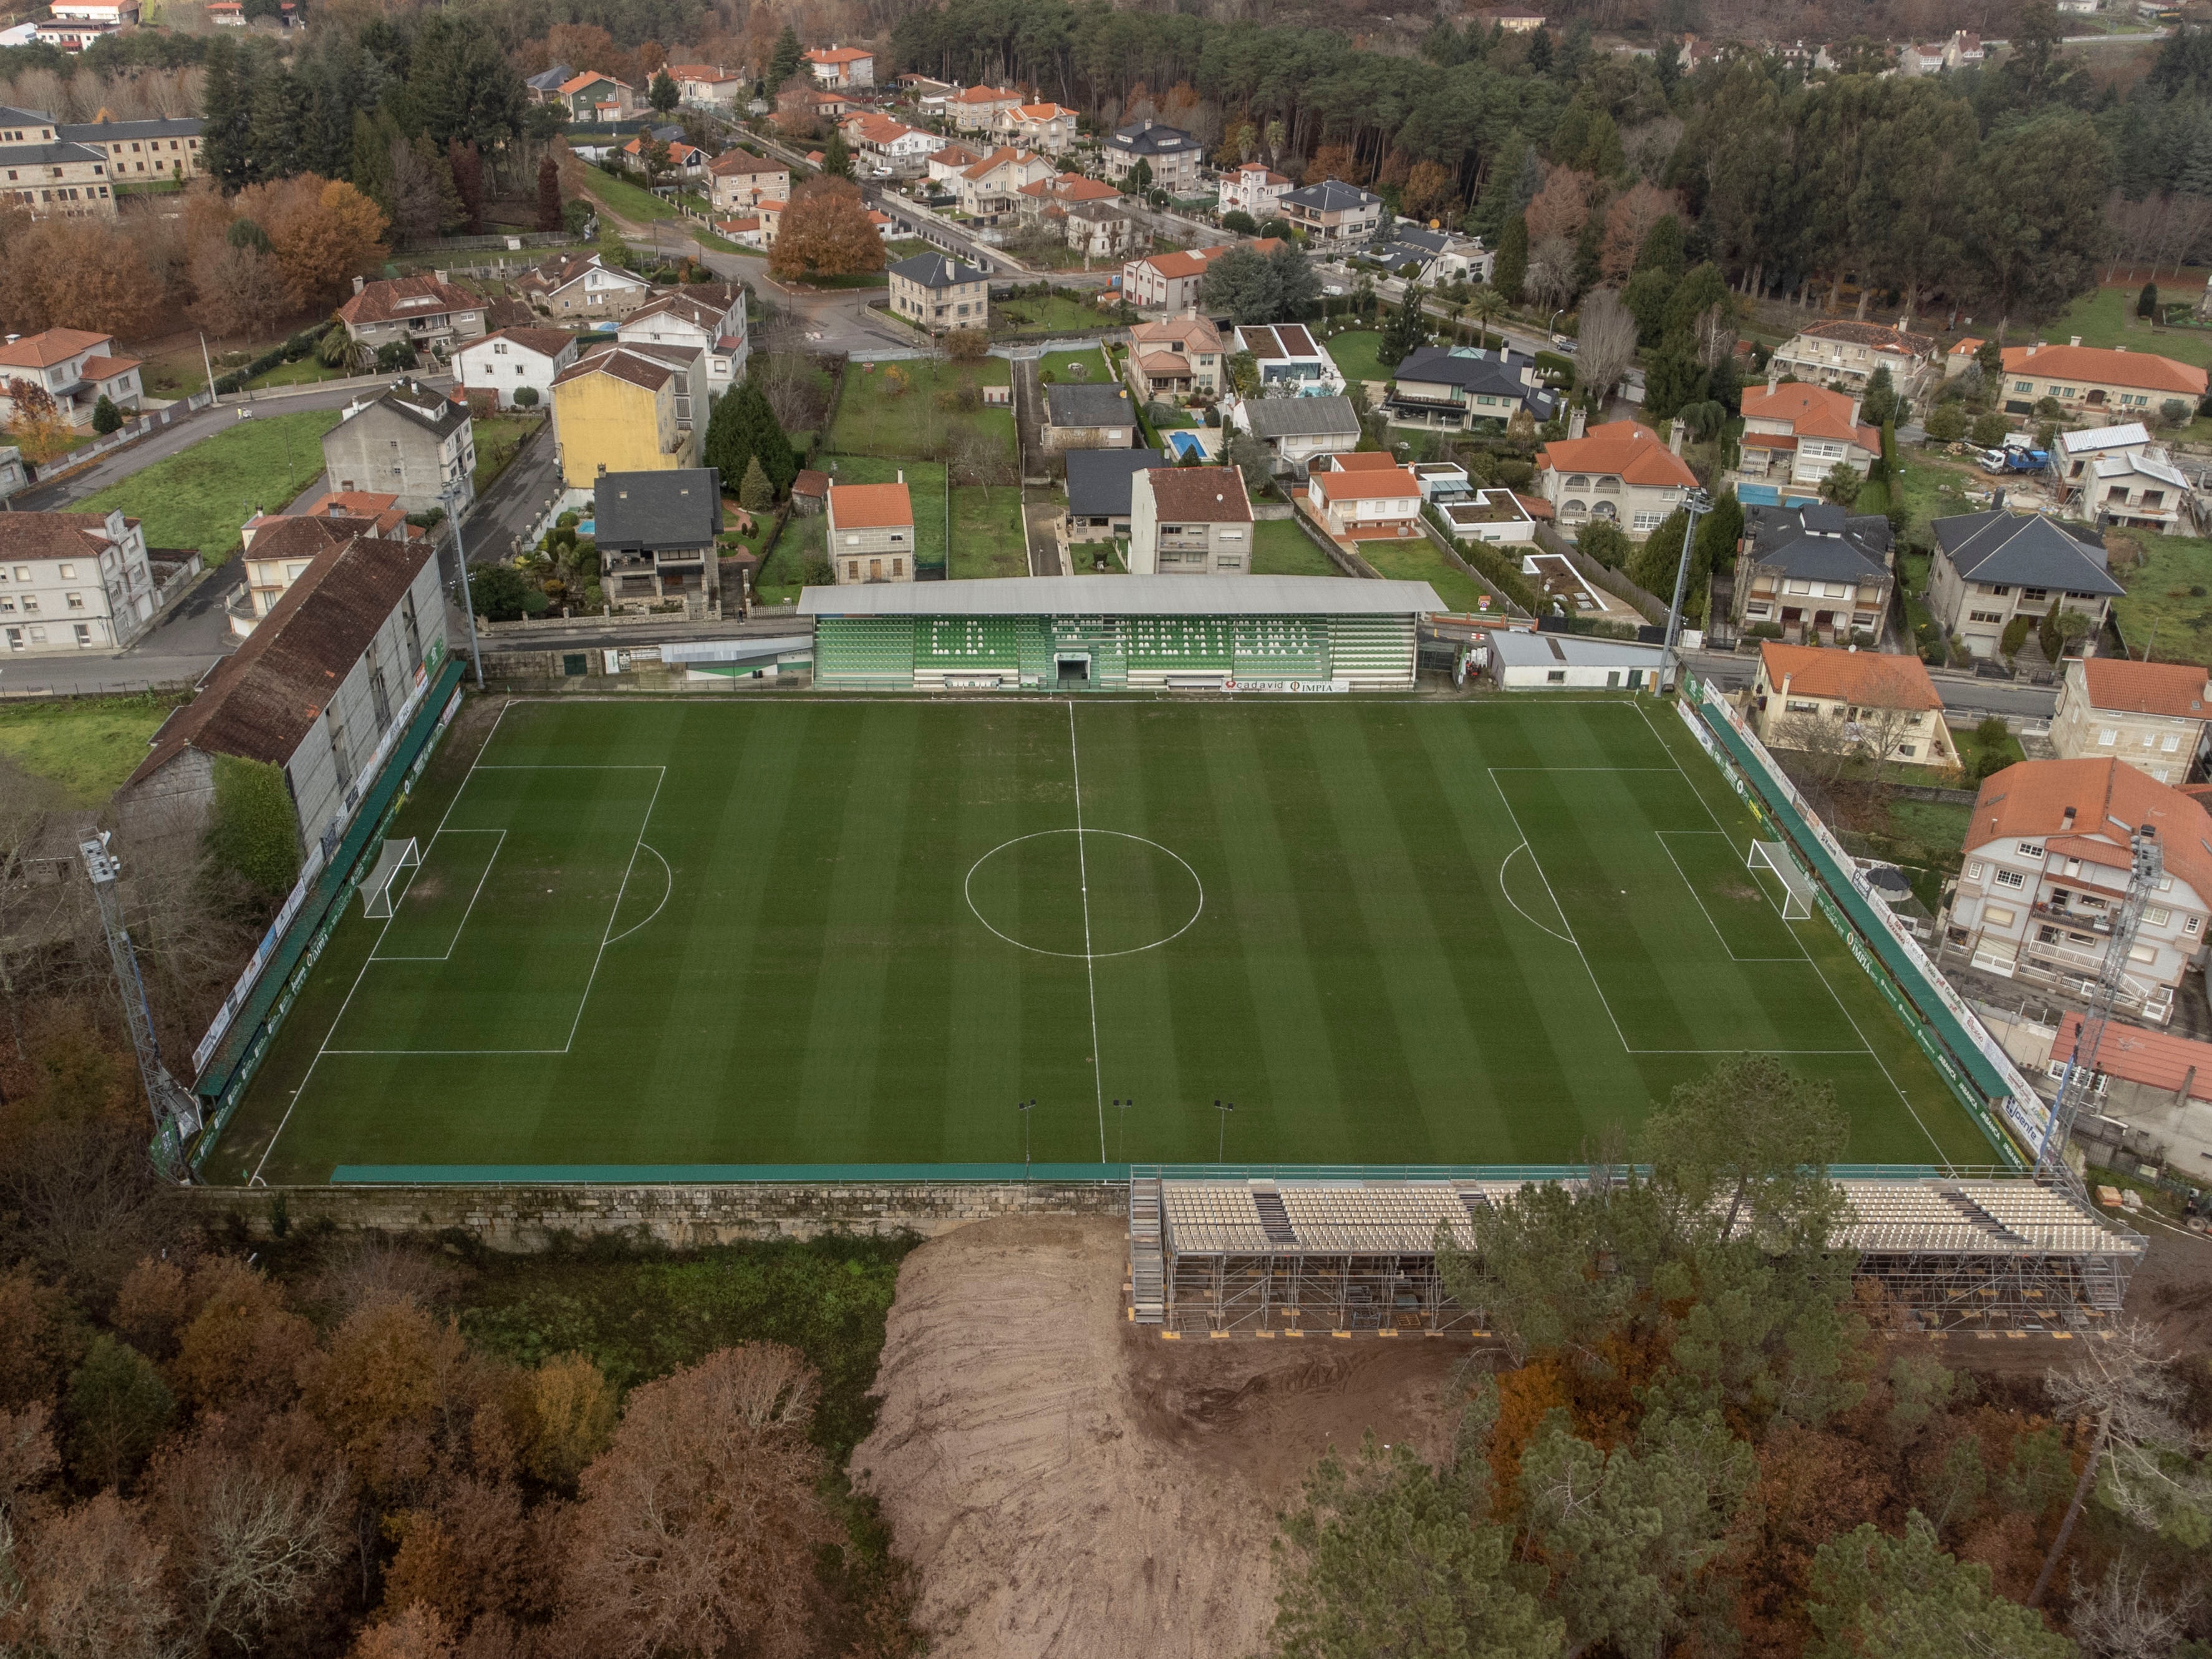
2070, 1557, 2200, 1659
1573, 287, 1637, 406
1524, 236, 1578, 313
163, 1444, 347, 1650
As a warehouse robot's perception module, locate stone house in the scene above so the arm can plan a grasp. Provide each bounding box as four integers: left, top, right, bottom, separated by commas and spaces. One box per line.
518, 253, 654, 321
827, 480, 916, 583
2049, 657, 2212, 785
57, 114, 203, 181
707, 150, 788, 211
887, 251, 990, 334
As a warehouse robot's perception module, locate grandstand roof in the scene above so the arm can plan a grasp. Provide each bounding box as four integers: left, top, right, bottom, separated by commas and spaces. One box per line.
799, 574, 1444, 617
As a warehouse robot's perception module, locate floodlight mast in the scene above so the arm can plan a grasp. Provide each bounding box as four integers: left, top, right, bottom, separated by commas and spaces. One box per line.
78, 837, 200, 1183
2038, 826, 2162, 1187
1659, 487, 1714, 694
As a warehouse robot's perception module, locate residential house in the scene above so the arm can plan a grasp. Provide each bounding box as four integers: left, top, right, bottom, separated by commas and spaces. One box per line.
619, 287, 748, 392
1369, 224, 1492, 285
714, 213, 765, 248
1734, 500, 1895, 642
336, 273, 488, 356
1475, 6, 1548, 29
997, 102, 1078, 155
0, 508, 159, 654
1120, 239, 1285, 312
1017, 172, 1126, 221
1235, 394, 1362, 471
1234, 323, 1343, 396
0, 113, 115, 218
1926, 508, 2125, 659
321, 380, 478, 516
2042, 1011, 2212, 1178
953, 147, 1053, 224
887, 251, 990, 334
57, 115, 201, 181
1749, 642, 1957, 767
0, 327, 141, 428
452, 327, 579, 410
32, 20, 119, 51
1382, 344, 1554, 430
524, 64, 574, 103
558, 72, 634, 120
50, 0, 138, 22
845, 114, 936, 174
1216, 161, 1292, 220
1768, 319, 1939, 394
518, 252, 654, 319
205, 2, 243, 23
827, 480, 916, 583
1533, 414, 1700, 536
1482, 630, 1666, 691
1439, 489, 1540, 546
1104, 120, 1200, 196
1945, 337, 1986, 379
120, 533, 446, 863
803, 46, 874, 88
925, 142, 985, 186
0, 447, 24, 502
670, 64, 743, 109
947, 86, 1024, 133
1941, 757, 2212, 1022
549, 345, 701, 488
755, 199, 786, 246
707, 150, 787, 211
1129, 312, 1225, 399
596, 468, 723, 609
1129, 466, 1253, 574
1065, 447, 1171, 542
1998, 341, 2207, 422
1306, 453, 1422, 539
1899, 29, 1984, 72
620, 133, 707, 181
1061, 199, 1139, 259
2050, 657, 2212, 785
1736, 377, 1881, 490
1277, 178, 1383, 244
236, 500, 418, 632
1045, 382, 1137, 449
2055, 422, 2195, 535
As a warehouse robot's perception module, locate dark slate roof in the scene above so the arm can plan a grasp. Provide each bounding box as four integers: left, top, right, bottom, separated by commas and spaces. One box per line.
58, 117, 203, 143
1108, 121, 1194, 156
1243, 393, 1361, 440
1046, 381, 1136, 428
888, 250, 988, 290
1392, 344, 1535, 398
354, 378, 471, 441
0, 139, 105, 167
1744, 501, 1893, 583
526, 64, 574, 91
1932, 509, 2124, 597
594, 468, 723, 550
1281, 178, 1380, 214
1065, 447, 1170, 517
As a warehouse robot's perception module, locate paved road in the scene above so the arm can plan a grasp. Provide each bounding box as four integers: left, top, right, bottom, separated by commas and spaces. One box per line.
461, 422, 561, 562
1687, 646, 2060, 722
0, 554, 241, 695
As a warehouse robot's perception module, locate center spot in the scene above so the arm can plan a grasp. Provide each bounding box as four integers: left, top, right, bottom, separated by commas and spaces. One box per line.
965, 830, 1204, 959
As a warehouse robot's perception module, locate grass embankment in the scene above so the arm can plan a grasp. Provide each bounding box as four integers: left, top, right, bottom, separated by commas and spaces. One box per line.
82, 409, 342, 563
0, 693, 182, 802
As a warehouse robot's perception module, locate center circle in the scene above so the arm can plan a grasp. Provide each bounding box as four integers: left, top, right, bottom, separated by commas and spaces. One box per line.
965, 830, 1204, 960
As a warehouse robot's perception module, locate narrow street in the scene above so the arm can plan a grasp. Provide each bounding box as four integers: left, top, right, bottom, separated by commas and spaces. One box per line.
1009, 353, 1065, 576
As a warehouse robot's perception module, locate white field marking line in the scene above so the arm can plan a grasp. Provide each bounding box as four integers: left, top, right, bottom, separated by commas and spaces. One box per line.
370, 829, 506, 962
1495, 841, 1574, 944
249, 699, 518, 1184
563, 765, 666, 1054
1068, 701, 1106, 1163
1651, 830, 1809, 964
964, 830, 1204, 960
604, 844, 674, 946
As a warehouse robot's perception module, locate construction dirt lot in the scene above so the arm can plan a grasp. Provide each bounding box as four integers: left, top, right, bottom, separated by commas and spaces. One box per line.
852, 1214, 1474, 1659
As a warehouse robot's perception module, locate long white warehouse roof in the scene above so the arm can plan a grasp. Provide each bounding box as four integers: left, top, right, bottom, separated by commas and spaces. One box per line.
798, 574, 1447, 617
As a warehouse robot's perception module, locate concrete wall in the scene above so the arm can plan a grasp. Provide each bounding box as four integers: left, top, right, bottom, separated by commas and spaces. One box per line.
183, 1180, 1128, 1250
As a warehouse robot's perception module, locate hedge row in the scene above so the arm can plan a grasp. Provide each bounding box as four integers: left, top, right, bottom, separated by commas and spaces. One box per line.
212, 324, 329, 395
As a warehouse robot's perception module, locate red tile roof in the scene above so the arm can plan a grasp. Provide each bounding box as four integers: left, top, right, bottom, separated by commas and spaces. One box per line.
337, 276, 484, 328
462, 326, 575, 360
1537, 419, 1699, 488
803, 46, 873, 63
828, 481, 913, 530
0, 327, 111, 369
1313, 465, 1419, 501
708, 149, 785, 177
2079, 657, 2212, 720
1757, 642, 1942, 709
1142, 467, 1252, 521
2053, 1010, 2212, 1101
0, 510, 129, 563
1968, 757, 2212, 907
1740, 380, 1877, 450
2002, 342, 2206, 397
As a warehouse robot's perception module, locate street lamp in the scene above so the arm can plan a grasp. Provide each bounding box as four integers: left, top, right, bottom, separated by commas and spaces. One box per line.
1214, 1098, 1234, 1163
1659, 487, 1714, 696
442, 485, 486, 691
1113, 1097, 1135, 1164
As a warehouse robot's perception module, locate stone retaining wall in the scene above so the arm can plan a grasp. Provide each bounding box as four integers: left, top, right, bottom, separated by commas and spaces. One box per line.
184, 1181, 1127, 1250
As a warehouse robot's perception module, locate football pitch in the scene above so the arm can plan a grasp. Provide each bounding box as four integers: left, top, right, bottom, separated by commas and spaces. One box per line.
216, 695, 2000, 1183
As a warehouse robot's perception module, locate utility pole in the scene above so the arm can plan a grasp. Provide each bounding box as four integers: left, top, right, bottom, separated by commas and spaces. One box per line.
199, 332, 218, 404
1215, 1098, 1234, 1162
1659, 486, 1714, 694
1020, 1096, 1036, 1179
2039, 825, 2163, 1187
443, 485, 486, 690
79, 836, 199, 1183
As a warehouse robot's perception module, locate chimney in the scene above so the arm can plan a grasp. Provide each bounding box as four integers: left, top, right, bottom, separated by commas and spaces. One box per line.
1669, 418, 1686, 456
352, 276, 365, 295
2115, 344, 2127, 353
897, 468, 904, 483
2070, 336, 2082, 347
434, 269, 448, 284
1567, 405, 1587, 440
2062, 806, 2077, 830
2025, 342, 2038, 357
1849, 394, 1863, 427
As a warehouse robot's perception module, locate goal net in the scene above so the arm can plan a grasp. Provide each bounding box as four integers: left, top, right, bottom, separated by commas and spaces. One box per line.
360, 837, 420, 919
1747, 839, 1815, 921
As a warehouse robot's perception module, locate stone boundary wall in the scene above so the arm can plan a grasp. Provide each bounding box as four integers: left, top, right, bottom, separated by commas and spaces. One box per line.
184, 1181, 1128, 1250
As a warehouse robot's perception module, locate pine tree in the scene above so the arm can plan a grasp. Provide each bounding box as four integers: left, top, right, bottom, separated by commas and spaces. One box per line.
650, 70, 680, 114
349, 109, 395, 217
732, 381, 798, 493
1526, 26, 1553, 72
823, 129, 853, 180
91, 395, 122, 435
199, 38, 251, 190
1633, 213, 1685, 278
738, 456, 773, 511
703, 385, 752, 486
246, 70, 305, 184
2137, 281, 2159, 319
769, 26, 803, 88
537, 154, 563, 232
415, 132, 465, 233
1493, 215, 1529, 304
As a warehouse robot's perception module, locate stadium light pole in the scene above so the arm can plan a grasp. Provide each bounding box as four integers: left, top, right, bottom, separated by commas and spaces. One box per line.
441, 485, 486, 690
1020, 1097, 1036, 1180
1114, 1097, 1134, 1165
1215, 1098, 1234, 1163
1659, 487, 1714, 697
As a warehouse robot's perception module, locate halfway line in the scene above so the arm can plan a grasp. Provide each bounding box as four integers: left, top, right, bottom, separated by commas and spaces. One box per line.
1069, 700, 1106, 1162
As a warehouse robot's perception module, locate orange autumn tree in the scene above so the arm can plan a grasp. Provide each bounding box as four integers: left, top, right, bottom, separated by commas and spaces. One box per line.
240, 176, 390, 310
768, 177, 884, 280
4, 379, 77, 465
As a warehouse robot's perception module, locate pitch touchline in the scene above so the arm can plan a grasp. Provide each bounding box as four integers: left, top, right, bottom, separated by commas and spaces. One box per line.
1068, 701, 1106, 1163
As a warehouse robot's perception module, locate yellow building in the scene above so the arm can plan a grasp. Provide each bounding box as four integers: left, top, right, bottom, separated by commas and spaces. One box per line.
549, 344, 702, 489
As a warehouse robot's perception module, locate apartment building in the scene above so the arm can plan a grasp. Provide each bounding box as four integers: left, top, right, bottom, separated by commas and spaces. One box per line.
0, 102, 115, 218
321, 379, 478, 516
1129, 466, 1252, 574
0, 507, 159, 654
549, 345, 701, 487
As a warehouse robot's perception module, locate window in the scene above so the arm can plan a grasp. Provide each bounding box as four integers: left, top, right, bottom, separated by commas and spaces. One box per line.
892, 558, 903, 576
65, 592, 84, 609
2130, 944, 2157, 964
2187, 915, 2203, 936
2014, 843, 2043, 859
1995, 868, 2026, 889
2163, 732, 2181, 752
57, 563, 73, 579
72, 623, 90, 646
1898, 744, 1916, 758
1985, 905, 2016, 927
1966, 861, 1984, 880
1545, 669, 1567, 684
2098, 729, 2115, 745
2147, 906, 2171, 926
1968, 611, 2004, 625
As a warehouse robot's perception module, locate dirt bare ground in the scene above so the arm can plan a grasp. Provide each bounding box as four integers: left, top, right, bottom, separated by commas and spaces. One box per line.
852, 1215, 1471, 1659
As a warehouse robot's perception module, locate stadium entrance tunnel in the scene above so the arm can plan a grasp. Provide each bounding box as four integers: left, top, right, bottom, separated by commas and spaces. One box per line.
965, 830, 1204, 959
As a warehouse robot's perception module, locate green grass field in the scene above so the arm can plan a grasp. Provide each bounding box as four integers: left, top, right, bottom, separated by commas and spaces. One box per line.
826, 359, 1012, 459
949, 485, 1026, 577
214, 697, 1997, 1183
2038, 286, 2212, 370
1325, 330, 1390, 387
1359, 537, 1490, 613
819, 455, 948, 571
2108, 531, 2212, 660
1250, 519, 1345, 578
83, 410, 342, 563
0, 693, 181, 802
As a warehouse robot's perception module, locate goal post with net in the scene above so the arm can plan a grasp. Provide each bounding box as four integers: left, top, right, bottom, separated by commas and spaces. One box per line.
360, 838, 420, 919
1747, 839, 1815, 921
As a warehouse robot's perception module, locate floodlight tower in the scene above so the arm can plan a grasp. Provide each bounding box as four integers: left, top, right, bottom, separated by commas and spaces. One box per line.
78, 836, 200, 1183
2038, 825, 2163, 1187
1659, 487, 1714, 695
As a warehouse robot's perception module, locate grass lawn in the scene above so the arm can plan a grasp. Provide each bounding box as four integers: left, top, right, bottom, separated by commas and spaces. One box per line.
582, 164, 680, 225
2107, 531, 2212, 660
819, 455, 950, 571
884, 238, 935, 261
1888, 450, 1985, 546
826, 359, 1013, 461
1358, 536, 1490, 613
244, 356, 346, 391
1249, 518, 1344, 578
949, 485, 1027, 578
990, 293, 1106, 335
472, 414, 543, 492
1038, 348, 1109, 387
2039, 286, 2212, 370
213, 697, 1994, 1180
754, 513, 820, 604
0, 693, 182, 803
1944, 718, 2023, 780
1326, 330, 1390, 387
82, 409, 341, 563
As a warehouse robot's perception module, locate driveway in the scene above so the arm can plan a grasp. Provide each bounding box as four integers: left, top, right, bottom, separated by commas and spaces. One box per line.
460, 422, 560, 562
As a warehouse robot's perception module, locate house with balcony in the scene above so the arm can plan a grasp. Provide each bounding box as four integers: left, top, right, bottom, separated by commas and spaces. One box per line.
1926, 507, 2124, 660
1748, 642, 1956, 767
803, 46, 874, 87
952, 147, 1053, 223
335, 273, 488, 355
2055, 422, 2195, 536
1104, 120, 1200, 196
1130, 466, 1252, 574
1215, 161, 1292, 220
1768, 319, 1938, 395
0, 507, 160, 655
1306, 453, 1422, 539
550, 344, 702, 489
2050, 657, 2212, 785
670, 64, 743, 109
1533, 414, 1699, 536
321, 379, 477, 516
887, 251, 989, 334
707, 149, 787, 210
1732, 500, 1894, 643
845, 114, 937, 175
1941, 757, 2212, 1023
1129, 312, 1224, 399
0, 327, 140, 428
558, 72, 634, 120
997, 102, 1078, 155
518, 252, 654, 319
1999, 341, 2207, 422
946, 85, 1023, 133
595, 468, 723, 610
1277, 178, 1383, 244
1383, 344, 1553, 431
1233, 324, 1342, 396
1736, 377, 1880, 491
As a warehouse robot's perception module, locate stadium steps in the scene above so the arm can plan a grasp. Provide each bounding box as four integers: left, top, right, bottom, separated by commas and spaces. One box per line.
2081, 1254, 2125, 1312
1129, 1176, 1166, 1324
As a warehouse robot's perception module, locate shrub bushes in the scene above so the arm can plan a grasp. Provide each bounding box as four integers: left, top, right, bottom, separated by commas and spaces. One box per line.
210, 324, 331, 394
208, 753, 302, 896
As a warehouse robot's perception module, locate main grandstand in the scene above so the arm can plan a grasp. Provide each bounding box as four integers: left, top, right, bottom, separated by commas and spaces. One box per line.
798, 574, 1442, 692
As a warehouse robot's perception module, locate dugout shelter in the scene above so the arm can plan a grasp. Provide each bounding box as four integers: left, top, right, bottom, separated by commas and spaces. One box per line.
798, 574, 1444, 692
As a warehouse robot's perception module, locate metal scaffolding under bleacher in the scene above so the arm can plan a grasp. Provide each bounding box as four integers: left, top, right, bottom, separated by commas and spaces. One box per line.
1128, 1170, 2148, 1336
